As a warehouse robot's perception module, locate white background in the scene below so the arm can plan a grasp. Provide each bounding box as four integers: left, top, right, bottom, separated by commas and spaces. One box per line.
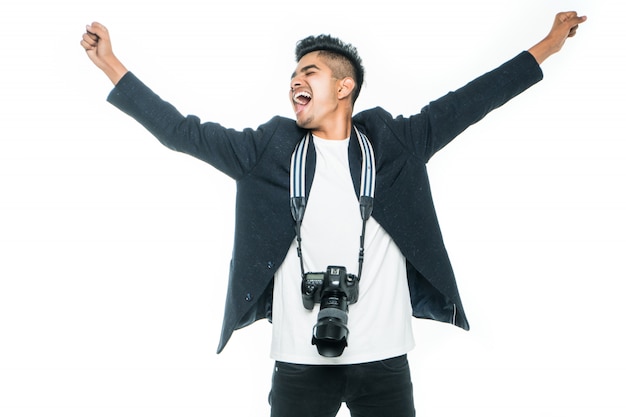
1, 0, 624, 416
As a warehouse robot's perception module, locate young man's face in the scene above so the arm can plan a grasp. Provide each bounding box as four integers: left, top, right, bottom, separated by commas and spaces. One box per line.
290, 52, 343, 131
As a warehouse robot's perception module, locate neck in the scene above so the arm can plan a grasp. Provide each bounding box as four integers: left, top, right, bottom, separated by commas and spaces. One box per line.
310, 111, 352, 140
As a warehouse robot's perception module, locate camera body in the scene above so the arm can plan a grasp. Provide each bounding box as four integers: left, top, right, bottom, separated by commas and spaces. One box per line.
301, 266, 359, 310
301, 266, 359, 357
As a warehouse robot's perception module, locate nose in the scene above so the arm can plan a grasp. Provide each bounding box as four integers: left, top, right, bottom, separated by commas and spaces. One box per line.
290, 76, 302, 91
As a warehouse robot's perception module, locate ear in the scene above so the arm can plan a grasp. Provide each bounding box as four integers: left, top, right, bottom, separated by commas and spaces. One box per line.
337, 77, 355, 100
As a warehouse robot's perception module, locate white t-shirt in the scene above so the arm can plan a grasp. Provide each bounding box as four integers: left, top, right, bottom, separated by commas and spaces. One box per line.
271, 135, 415, 365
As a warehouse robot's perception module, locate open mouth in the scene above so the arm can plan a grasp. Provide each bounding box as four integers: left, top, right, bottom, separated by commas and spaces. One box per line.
293, 91, 311, 113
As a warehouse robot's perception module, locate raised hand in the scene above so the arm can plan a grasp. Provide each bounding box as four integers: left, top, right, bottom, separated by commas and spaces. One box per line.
80, 22, 128, 85
529, 11, 587, 65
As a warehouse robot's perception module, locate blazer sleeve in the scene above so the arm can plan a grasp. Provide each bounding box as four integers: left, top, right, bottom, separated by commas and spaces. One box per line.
408, 51, 544, 161
107, 72, 280, 180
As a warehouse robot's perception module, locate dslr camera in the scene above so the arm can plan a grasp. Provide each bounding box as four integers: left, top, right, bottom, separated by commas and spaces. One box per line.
301, 266, 359, 357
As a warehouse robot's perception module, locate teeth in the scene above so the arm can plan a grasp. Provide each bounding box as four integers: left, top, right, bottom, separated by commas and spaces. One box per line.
293, 91, 311, 105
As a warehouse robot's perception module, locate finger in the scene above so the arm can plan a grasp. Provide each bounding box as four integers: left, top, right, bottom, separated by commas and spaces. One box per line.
567, 15, 586, 38
560, 11, 579, 21
83, 31, 99, 42
557, 11, 587, 26
80, 38, 96, 51
565, 13, 587, 27
85, 30, 99, 41
86, 22, 110, 41
82, 32, 99, 47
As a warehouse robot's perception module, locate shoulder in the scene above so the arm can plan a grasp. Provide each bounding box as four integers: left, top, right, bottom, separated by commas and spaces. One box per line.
353, 107, 397, 138
262, 115, 300, 132
353, 106, 408, 143
353, 107, 394, 125
255, 115, 306, 145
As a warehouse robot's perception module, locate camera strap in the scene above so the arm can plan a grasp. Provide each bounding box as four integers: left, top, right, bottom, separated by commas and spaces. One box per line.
289, 127, 376, 281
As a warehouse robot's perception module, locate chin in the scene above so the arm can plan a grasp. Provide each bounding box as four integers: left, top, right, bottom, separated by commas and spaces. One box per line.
295, 116, 313, 129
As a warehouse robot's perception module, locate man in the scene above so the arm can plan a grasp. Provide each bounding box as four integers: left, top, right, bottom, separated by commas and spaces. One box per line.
81, 11, 585, 417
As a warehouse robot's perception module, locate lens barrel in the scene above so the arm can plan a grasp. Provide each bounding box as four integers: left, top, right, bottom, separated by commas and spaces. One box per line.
312, 295, 349, 357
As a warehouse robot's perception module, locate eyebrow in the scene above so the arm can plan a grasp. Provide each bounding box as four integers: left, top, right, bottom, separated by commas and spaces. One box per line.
291, 64, 321, 79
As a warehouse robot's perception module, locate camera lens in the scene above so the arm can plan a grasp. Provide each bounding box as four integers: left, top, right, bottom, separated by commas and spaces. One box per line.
312, 294, 349, 357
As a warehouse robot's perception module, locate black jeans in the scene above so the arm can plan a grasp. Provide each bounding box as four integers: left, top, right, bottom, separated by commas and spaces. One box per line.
269, 355, 416, 417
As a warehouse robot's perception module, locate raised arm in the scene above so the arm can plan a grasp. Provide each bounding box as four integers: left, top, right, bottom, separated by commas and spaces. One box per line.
528, 11, 587, 65
80, 22, 128, 85
80, 22, 289, 180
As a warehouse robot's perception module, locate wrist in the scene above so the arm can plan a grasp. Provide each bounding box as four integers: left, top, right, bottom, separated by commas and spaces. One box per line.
528, 38, 556, 65
102, 57, 128, 85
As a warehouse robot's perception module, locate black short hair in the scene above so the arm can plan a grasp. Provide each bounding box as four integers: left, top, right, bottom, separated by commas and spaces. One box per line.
295, 34, 365, 103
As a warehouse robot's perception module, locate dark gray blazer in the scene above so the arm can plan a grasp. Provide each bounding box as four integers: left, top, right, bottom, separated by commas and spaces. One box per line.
107, 51, 543, 353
